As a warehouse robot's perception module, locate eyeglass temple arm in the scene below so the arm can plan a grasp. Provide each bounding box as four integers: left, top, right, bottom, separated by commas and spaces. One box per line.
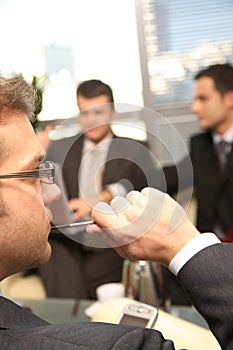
0, 171, 40, 179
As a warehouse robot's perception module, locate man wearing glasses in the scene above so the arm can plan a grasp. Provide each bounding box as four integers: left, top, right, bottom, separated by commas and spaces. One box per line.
0, 74, 175, 349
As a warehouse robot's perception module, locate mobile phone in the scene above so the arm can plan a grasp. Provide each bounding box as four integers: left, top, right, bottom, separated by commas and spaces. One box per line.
117, 302, 158, 328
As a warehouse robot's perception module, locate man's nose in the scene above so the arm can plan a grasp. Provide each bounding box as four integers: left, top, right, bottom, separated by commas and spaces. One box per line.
41, 183, 61, 206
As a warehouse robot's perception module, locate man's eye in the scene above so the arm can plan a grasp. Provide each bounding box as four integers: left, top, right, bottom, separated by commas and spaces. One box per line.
95, 110, 103, 115
79, 111, 88, 118
198, 96, 207, 101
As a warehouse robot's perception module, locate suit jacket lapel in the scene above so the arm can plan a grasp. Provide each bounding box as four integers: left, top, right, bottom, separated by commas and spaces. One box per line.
0, 296, 48, 329
200, 134, 219, 189
103, 134, 119, 185
218, 146, 233, 190
63, 134, 84, 198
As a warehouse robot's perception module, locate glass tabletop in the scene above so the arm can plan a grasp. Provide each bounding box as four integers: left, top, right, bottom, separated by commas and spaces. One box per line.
15, 298, 93, 324
14, 298, 209, 329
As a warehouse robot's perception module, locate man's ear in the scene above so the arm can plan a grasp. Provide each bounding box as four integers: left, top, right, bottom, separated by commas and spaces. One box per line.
225, 90, 233, 109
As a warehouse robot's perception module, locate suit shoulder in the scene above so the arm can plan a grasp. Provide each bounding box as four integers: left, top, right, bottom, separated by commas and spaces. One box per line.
49, 133, 82, 146
113, 135, 148, 147
48, 134, 83, 150
190, 131, 212, 146
46, 133, 83, 161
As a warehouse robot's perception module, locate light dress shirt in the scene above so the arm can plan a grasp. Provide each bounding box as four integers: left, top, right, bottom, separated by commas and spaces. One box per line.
212, 124, 233, 149
79, 132, 127, 200
169, 232, 221, 275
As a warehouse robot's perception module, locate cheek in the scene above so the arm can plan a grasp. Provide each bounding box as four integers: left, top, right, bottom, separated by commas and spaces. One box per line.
2, 182, 45, 221
209, 99, 225, 115
0, 194, 7, 218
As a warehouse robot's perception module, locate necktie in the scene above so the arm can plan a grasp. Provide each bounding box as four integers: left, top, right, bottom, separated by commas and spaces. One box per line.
79, 147, 103, 200
216, 141, 231, 173
79, 146, 108, 248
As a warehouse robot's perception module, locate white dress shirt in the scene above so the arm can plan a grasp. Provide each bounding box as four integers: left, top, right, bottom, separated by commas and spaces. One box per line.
169, 232, 221, 275
212, 124, 233, 148
79, 133, 127, 199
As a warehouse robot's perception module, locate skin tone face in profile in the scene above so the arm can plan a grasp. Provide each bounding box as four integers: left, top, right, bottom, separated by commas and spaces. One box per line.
77, 94, 115, 143
191, 76, 233, 135
0, 112, 60, 280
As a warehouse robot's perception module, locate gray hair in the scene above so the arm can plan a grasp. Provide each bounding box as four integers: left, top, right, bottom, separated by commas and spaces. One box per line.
0, 75, 36, 121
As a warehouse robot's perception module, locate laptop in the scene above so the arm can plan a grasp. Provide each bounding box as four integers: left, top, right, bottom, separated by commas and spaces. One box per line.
49, 163, 109, 247
49, 163, 86, 236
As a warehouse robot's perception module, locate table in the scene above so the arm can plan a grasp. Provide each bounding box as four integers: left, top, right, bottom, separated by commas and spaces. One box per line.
15, 298, 220, 350
16, 298, 208, 328
15, 298, 92, 324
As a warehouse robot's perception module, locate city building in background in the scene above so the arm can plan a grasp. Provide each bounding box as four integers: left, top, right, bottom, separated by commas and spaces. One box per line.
135, 0, 233, 163
0, 0, 232, 164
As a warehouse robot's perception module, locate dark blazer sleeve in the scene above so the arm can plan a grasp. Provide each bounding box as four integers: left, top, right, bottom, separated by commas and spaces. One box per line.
0, 296, 175, 349
177, 243, 233, 349
1, 324, 175, 349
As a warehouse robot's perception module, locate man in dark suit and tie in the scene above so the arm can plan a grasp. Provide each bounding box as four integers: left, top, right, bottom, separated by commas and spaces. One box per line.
163, 63, 233, 240
153, 63, 233, 307
39, 79, 155, 299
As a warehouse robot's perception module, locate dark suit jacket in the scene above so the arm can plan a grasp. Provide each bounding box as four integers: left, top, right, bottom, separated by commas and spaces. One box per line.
0, 296, 173, 349
46, 133, 154, 198
163, 131, 233, 234
178, 242, 233, 350
1, 242, 232, 349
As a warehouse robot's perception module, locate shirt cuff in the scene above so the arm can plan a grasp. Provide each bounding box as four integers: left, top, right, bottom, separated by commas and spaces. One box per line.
106, 182, 128, 198
168, 232, 221, 276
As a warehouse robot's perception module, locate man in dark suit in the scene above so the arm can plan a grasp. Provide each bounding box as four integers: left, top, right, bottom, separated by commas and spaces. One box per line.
0, 74, 228, 349
152, 63, 233, 307
163, 63, 233, 240
39, 79, 155, 299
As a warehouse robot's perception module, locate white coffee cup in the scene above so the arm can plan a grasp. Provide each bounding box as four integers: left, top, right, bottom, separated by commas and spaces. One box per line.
96, 282, 125, 303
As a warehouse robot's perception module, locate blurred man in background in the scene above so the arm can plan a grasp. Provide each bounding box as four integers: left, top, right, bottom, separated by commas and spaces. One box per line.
164, 63, 233, 240
39, 79, 154, 299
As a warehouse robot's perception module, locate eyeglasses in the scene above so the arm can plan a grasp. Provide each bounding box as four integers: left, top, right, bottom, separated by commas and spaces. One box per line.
0, 161, 55, 184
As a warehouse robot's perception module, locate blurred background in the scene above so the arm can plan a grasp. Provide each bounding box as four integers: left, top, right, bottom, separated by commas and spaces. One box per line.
1, 0, 232, 163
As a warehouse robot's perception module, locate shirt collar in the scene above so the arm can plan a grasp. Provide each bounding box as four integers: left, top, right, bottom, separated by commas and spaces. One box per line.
212, 124, 233, 145
83, 132, 113, 153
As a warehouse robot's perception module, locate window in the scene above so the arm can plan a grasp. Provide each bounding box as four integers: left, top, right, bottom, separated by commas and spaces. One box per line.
135, 0, 233, 164
136, 0, 233, 112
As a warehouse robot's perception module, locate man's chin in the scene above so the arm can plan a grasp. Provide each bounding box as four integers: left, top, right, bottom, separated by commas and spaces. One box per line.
86, 132, 101, 142
198, 121, 210, 130
37, 243, 52, 266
